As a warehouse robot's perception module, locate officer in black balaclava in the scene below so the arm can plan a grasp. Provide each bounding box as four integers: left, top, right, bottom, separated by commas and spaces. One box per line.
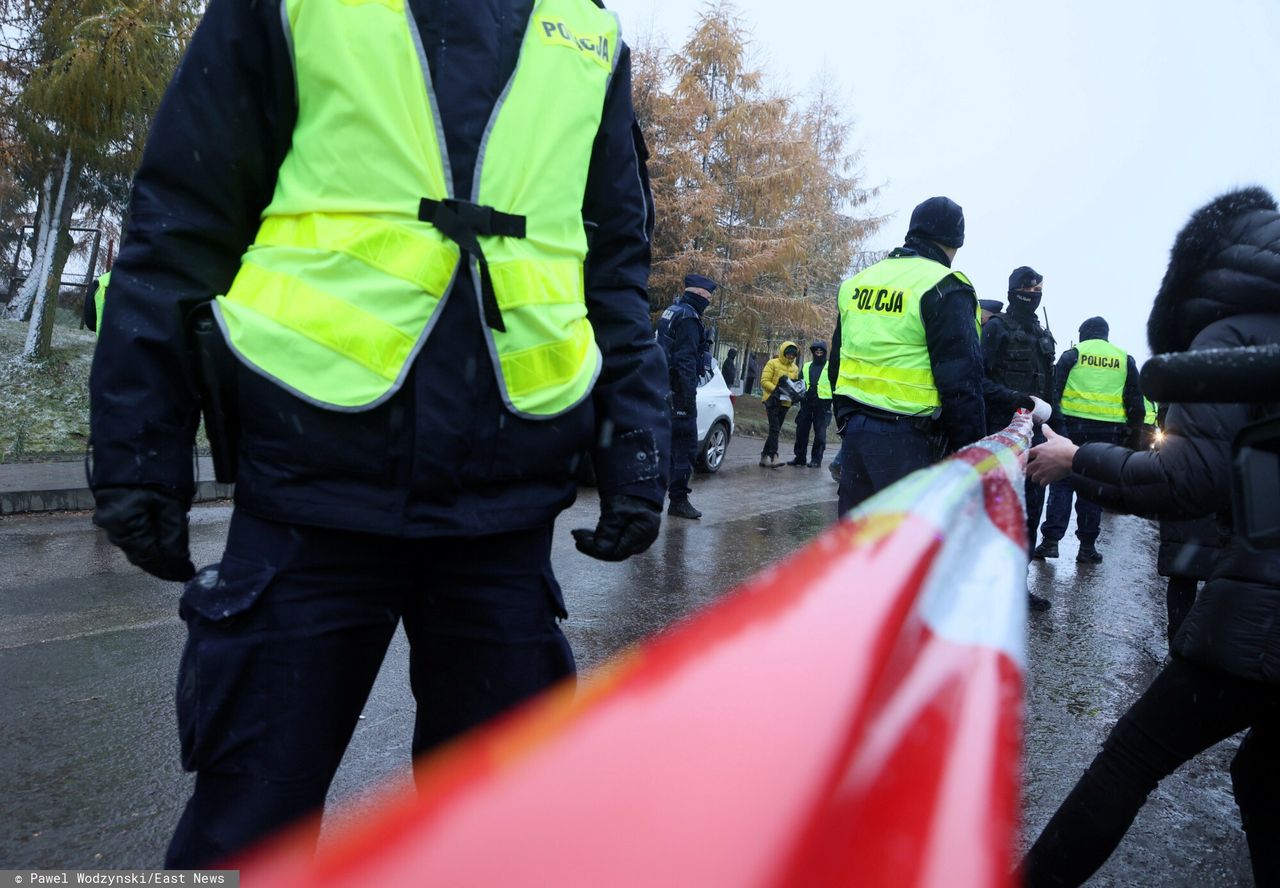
982, 265, 1056, 610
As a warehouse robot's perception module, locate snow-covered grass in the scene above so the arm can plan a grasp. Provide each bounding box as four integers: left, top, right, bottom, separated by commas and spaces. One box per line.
0, 314, 96, 460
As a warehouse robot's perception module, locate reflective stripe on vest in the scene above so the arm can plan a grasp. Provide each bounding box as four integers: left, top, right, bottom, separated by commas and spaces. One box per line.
802, 360, 832, 400
215, 0, 616, 415
835, 256, 977, 416
1061, 339, 1128, 422
93, 272, 109, 333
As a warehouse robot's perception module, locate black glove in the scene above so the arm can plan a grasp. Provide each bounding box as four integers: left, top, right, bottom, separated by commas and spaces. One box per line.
92, 487, 196, 581
571, 494, 661, 562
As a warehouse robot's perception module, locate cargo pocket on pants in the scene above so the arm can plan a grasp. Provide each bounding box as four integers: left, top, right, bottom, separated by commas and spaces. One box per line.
175, 556, 277, 773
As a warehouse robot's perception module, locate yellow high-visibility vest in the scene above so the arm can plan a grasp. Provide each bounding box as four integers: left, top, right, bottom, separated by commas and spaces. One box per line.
93, 272, 109, 333
801, 359, 832, 400
835, 255, 978, 415
1144, 397, 1158, 425
215, 0, 617, 417
1061, 339, 1129, 422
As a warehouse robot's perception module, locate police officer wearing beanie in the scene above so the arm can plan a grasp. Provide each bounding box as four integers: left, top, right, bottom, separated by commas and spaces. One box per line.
788, 340, 832, 467
982, 266, 1056, 609
827, 196, 986, 515
87, 0, 669, 866
1033, 316, 1144, 563
657, 273, 716, 519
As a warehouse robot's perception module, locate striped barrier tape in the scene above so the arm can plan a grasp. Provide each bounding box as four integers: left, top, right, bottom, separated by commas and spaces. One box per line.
240, 412, 1034, 887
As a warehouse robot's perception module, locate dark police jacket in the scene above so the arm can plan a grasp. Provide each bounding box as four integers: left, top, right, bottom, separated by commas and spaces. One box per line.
655, 292, 708, 415
982, 308, 1054, 434
1067, 193, 1280, 683
827, 239, 987, 452
88, 0, 669, 537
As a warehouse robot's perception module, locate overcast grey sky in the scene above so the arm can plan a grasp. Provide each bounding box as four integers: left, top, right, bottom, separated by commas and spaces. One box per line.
611, 0, 1280, 361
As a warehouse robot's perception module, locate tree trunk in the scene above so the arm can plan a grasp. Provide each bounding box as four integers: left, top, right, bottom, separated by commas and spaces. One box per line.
4, 174, 52, 321
23, 148, 74, 361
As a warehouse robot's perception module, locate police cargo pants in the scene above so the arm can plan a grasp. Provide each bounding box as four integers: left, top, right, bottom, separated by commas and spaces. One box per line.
166, 510, 575, 868
793, 400, 832, 464
835, 413, 935, 516
1040, 419, 1125, 544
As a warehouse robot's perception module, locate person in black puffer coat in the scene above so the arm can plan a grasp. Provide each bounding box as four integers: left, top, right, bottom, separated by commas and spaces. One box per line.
1022, 187, 1280, 887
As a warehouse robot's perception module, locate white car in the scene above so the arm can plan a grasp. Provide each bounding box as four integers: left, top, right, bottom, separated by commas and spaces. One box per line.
694, 363, 735, 473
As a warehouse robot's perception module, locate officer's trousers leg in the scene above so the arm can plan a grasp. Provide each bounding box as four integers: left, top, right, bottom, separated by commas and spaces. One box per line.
792, 402, 813, 462
1073, 492, 1103, 543
836, 416, 933, 517
167, 512, 403, 868
667, 411, 698, 499
404, 525, 575, 756
810, 406, 832, 463
167, 514, 574, 869
1040, 477, 1073, 542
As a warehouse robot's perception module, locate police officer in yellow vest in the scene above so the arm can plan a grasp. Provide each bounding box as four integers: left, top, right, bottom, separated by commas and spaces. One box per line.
87, 0, 669, 867
787, 340, 833, 467
1033, 316, 1144, 563
80, 272, 109, 333
827, 196, 987, 515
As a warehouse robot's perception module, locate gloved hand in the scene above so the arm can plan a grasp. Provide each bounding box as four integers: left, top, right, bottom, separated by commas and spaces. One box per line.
92, 487, 196, 581
571, 494, 661, 562
1029, 395, 1052, 425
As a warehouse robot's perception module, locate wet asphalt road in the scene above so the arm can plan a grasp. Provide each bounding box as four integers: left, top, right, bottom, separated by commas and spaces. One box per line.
0, 441, 1255, 884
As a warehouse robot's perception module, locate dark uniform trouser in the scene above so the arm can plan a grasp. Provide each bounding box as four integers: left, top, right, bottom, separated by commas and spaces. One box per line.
1023, 656, 1280, 888
667, 407, 699, 499
835, 413, 935, 516
167, 510, 575, 868
793, 399, 832, 464
1040, 419, 1125, 544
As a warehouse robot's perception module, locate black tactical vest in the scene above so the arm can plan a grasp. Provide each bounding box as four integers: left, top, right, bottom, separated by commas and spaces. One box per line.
989, 313, 1055, 399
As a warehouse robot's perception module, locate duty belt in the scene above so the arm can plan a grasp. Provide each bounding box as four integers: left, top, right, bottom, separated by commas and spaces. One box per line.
418, 197, 527, 332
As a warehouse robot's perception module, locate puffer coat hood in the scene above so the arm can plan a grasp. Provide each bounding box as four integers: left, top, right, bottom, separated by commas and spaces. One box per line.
1148, 187, 1280, 355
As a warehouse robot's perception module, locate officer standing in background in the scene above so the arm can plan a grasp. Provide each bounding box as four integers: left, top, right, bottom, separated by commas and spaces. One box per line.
981, 266, 1056, 610
979, 298, 1003, 326
827, 196, 986, 515
657, 273, 716, 519
80, 272, 109, 333
788, 340, 832, 467
1033, 316, 1144, 562
88, 0, 668, 866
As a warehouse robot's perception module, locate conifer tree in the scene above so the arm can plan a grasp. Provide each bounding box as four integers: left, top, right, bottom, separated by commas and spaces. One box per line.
632, 2, 882, 357
2, 0, 201, 359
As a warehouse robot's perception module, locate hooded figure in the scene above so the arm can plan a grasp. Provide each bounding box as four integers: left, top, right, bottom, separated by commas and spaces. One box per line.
721, 346, 739, 387
1023, 187, 1280, 886
758, 341, 802, 466
788, 340, 833, 467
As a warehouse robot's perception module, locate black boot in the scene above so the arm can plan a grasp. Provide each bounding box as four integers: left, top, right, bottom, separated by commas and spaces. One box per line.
668, 497, 702, 520
1032, 540, 1059, 560
1077, 541, 1103, 563
1027, 591, 1052, 612
787, 457, 806, 467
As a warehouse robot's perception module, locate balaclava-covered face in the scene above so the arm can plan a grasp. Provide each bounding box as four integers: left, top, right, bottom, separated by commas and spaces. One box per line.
1007, 265, 1043, 313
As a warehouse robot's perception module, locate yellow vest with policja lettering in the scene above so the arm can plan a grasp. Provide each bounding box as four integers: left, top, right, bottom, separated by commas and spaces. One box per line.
835, 255, 979, 416
1060, 339, 1129, 422
214, 0, 618, 417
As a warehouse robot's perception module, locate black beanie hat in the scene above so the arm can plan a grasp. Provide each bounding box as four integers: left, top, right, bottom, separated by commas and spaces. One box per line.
906, 196, 965, 248
1008, 266, 1042, 293
1079, 316, 1109, 340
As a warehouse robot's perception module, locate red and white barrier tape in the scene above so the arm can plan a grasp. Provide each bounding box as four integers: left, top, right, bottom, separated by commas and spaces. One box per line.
239, 413, 1034, 888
